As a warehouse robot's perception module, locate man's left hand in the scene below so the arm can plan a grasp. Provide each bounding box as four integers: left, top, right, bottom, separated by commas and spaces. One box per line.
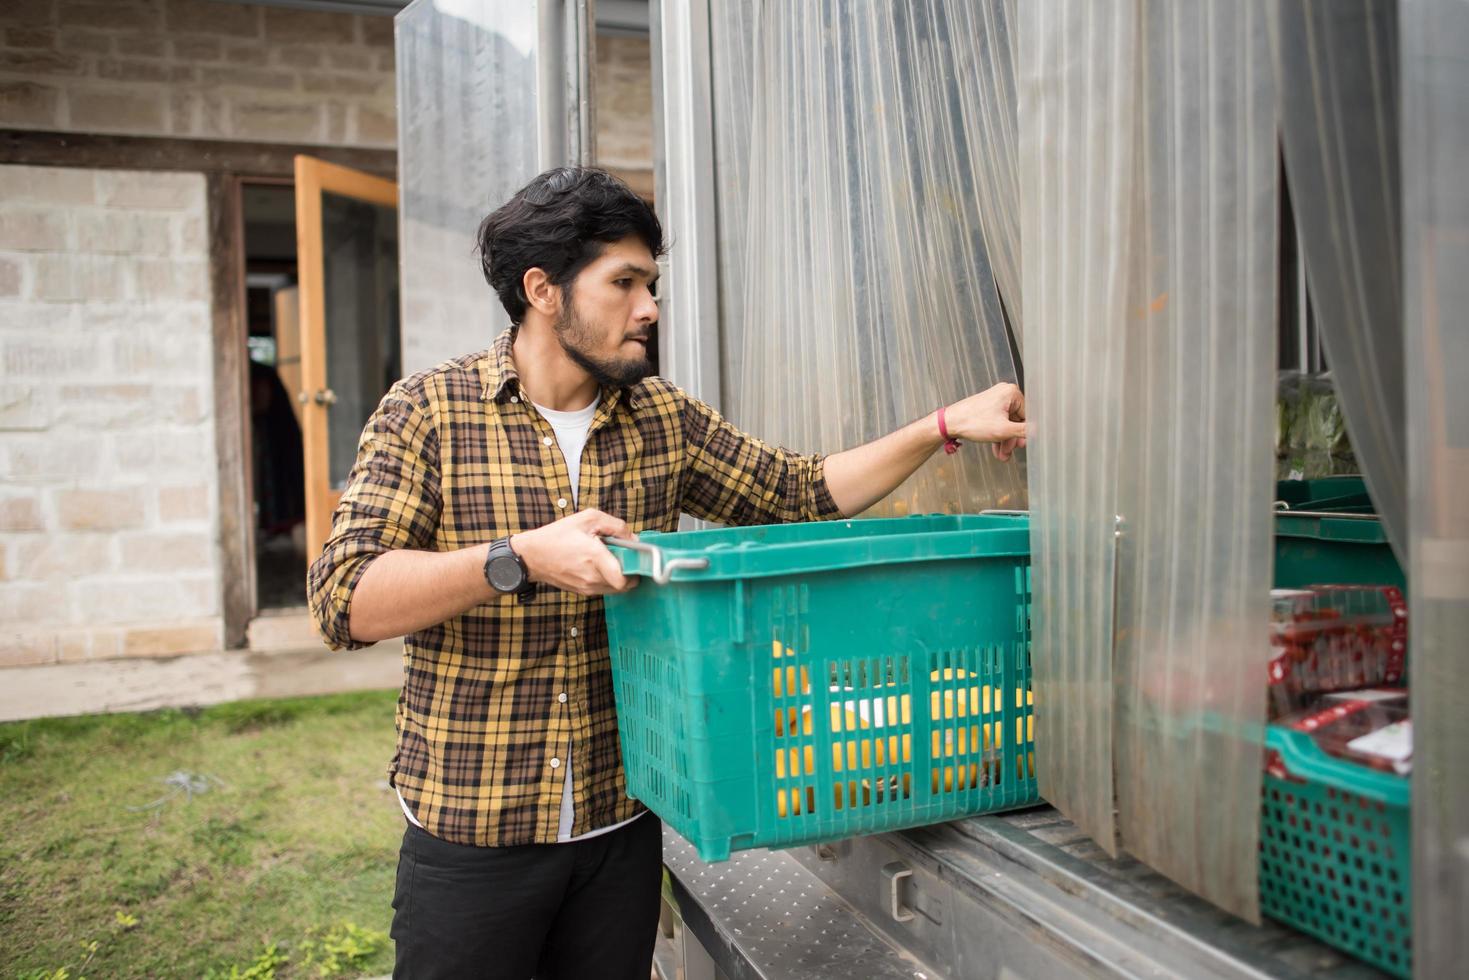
943, 383, 1027, 462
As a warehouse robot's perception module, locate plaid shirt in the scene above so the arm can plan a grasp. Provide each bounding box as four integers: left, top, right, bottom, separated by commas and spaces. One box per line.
309, 329, 844, 846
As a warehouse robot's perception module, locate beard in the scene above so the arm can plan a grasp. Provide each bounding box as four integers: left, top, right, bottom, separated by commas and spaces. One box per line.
553, 294, 652, 388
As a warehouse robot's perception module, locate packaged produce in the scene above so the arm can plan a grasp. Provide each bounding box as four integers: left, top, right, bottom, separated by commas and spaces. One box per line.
1267, 585, 1407, 718
1274, 689, 1411, 775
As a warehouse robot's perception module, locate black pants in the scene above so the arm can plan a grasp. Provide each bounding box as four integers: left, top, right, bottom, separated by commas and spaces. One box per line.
390, 814, 662, 980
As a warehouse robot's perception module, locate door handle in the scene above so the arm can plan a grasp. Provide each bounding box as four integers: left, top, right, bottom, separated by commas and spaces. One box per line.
313, 388, 338, 407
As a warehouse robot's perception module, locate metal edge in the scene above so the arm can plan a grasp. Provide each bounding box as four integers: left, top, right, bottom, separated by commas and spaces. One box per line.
900, 820, 1351, 980
651, 0, 724, 411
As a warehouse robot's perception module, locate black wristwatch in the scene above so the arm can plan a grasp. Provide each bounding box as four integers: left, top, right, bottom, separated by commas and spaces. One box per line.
484, 537, 533, 596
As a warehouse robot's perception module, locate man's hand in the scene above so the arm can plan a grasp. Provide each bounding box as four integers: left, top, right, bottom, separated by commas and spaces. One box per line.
942, 382, 1027, 462
511, 509, 639, 596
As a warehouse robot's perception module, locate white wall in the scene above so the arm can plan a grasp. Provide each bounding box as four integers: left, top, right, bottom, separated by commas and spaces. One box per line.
0, 164, 222, 666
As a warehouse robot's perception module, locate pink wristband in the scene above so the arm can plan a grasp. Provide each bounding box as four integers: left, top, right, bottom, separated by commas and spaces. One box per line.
936, 406, 961, 455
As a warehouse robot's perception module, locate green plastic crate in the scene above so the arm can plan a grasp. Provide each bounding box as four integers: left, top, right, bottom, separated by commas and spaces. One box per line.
1275, 476, 1375, 514
1260, 726, 1412, 978
604, 514, 1038, 862
1274, 513, 1407, 593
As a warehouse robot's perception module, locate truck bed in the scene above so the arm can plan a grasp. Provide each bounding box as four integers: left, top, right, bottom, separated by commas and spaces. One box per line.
659, 806, 1386, 980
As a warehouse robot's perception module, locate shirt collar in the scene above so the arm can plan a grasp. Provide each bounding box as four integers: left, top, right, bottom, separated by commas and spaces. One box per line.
478, 327, 642, 412
479, 328, 521, 402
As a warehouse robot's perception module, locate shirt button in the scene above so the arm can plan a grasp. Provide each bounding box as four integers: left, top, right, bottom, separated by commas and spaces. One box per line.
558, 693, 568, 704
509, 395, 519, 404
569, 627, 578, 638
549, 757, 561, 769
543, 436, 554, 447
556, 497, 568, 509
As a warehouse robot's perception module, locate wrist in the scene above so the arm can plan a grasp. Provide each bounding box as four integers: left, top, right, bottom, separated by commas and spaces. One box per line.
507, 531, 539, 583
935, 405, 961, 455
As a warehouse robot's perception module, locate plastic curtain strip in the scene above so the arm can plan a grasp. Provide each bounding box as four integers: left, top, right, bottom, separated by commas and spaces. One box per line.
708, 0, 757, 401
1018, 0, 1136, 859
1274, 0, 1407, 567
1112, 1, 1277, 923
1024, 1, 1276, 920
1401, 0, 1469, 971
950, 0, 1024, 346
726, 0, 1026, 516
396, 0, 543, 375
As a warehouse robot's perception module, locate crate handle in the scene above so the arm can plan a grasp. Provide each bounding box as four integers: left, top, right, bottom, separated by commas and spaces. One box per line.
604, 536, 711, 585
1273, 509, 1381, 521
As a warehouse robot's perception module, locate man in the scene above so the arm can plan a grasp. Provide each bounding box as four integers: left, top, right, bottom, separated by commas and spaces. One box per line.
309, 167, 1026, 980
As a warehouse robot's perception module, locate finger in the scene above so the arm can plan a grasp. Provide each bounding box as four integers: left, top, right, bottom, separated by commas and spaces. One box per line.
1008, 385, 1026, 421
585, 511, 632, 540
991, 442, 1004, 461
571, 507, 606, 524
593, 544, 631, 592
995, 443, 1013, 463
1002, 420, 1027, 442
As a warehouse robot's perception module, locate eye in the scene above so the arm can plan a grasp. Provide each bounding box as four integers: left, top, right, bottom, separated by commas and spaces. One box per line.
614, 278, 633, 288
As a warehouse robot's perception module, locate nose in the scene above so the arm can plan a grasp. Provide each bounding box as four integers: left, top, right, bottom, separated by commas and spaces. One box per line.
635, 285, 659, 325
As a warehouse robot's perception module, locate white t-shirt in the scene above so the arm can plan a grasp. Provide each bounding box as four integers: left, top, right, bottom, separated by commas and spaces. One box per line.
397, 393, 645, 842
534, 396, 599, 505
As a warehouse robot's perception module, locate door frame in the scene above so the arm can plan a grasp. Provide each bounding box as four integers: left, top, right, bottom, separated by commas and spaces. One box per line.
232, 174, 297, 628
293, 156, 400, 565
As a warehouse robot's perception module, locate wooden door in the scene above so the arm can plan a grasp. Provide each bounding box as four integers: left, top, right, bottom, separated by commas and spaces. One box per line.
294, 156, 400, 562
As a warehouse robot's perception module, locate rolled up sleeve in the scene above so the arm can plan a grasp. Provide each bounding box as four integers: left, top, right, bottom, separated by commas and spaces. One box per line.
679, 393, 846, 527
307, 383, 442, 650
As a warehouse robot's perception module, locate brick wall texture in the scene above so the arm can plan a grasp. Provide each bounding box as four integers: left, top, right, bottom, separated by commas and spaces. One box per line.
0, 164, 223, 666
595, 34, 652, 191
0, 0, 398, 147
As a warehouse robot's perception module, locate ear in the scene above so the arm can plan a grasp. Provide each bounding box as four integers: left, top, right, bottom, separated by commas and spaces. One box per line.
522, 267, 563, 318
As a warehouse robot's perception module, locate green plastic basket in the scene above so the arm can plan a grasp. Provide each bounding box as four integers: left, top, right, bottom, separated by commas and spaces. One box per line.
604, 514, 1038, 862
1275, 476, 1375, 514
1260, 726, 1412, 978
1274, 513, 1407, 593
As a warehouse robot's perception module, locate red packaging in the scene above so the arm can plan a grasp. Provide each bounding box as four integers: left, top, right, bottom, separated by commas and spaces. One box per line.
1278, 689, 1411, 775
1266, 585, 1408, 719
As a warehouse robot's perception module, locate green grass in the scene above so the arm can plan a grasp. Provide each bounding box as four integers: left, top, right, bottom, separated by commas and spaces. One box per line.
0, 690, 404, 979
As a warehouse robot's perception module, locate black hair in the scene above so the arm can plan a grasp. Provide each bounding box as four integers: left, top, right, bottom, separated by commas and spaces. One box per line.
476, 167, 665, 324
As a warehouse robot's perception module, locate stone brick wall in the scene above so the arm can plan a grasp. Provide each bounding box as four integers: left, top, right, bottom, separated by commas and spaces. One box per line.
0, 1, 654, 161
0, 164, 222, 667
595, 34, 653, 196
0, 0, 397, 147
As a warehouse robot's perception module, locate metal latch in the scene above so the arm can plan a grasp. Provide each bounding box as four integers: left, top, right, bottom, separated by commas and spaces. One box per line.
881, 861, 915, 923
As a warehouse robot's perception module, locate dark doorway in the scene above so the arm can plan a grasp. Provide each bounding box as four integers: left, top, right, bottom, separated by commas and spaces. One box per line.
241, 181, 308, 611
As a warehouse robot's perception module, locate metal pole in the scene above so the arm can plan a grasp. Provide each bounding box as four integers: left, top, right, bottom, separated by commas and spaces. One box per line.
651, 0, 724, 411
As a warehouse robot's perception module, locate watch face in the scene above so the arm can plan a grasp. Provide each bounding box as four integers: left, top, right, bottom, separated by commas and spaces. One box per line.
486, 554, 525, 592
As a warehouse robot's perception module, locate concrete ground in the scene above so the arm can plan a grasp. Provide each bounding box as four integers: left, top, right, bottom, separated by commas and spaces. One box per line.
0, 611, 402, 722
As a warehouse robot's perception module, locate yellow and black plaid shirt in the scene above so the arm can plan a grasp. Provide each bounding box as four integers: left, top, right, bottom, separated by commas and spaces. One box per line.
309, 329, 843, 846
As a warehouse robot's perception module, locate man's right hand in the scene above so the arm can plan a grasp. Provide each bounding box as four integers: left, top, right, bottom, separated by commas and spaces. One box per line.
510, 509, 638, 596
